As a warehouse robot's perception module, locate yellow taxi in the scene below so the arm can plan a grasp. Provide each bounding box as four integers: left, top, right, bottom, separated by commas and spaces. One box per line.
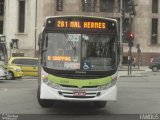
8, 57, 38, 77
6, 65, 23, 80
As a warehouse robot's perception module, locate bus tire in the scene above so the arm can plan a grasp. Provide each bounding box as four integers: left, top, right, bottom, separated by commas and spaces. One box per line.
37, 87, 54, 108
94, 101, 107, 108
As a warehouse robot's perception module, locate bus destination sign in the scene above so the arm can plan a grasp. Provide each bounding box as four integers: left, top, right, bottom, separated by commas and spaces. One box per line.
56, 20, 107, 29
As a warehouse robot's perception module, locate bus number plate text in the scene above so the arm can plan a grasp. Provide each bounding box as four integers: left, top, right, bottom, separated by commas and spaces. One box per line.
73, 91, 86, 96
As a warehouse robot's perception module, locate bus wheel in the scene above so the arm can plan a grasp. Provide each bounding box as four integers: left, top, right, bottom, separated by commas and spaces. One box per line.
37, 87, 54, 108
6, 71, 15, 80
94, 101, 107, 108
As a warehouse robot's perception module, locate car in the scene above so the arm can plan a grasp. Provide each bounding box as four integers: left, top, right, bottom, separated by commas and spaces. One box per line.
5, 65, 23, 80
149, 57, 160, 72
8, 57, 38, 77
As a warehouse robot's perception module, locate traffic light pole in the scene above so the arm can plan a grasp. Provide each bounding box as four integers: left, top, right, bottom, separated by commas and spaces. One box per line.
127, 0, 137, 75
129, 41, 132, 75
128, 46, 132, 75
137, 44, 141, 70
120, 0, 123, 67
128, 14, 132, 75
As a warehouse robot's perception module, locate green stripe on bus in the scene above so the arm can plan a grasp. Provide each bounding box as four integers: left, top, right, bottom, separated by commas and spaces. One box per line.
47, 75, 112, 88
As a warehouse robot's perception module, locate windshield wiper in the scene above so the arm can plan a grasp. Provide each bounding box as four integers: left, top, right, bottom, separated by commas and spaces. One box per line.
64, 33, 76, 51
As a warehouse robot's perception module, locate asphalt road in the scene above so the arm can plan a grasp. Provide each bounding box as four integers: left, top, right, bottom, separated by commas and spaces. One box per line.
0, 71, 160, 120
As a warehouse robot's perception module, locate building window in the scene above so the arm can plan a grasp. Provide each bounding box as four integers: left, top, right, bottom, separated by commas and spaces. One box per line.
151, 18, 158, 44
57, 0, 63, 11
152, 0, 158, 13
0, 0, 4, 15
0, 21, 3, 34
82, 0, 97, 12
18, 0, 25, 33
123, 0, 129, 13
100, 0, 114, 12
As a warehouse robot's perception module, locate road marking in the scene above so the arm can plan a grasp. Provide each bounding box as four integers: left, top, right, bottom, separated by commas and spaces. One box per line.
0, 88, 8, 92
20, 79, 37, 81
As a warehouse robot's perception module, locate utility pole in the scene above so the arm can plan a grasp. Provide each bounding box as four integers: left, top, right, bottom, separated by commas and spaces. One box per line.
128, 13, 132, 75
35, 0, 38, 57
120, 0, 123, 68
136, 44, 141, 69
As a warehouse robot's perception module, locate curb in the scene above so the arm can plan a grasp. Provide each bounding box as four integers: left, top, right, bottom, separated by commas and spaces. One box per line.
119, 75, 143, 77
119, 69, 145, 71
21, 77, 38, 79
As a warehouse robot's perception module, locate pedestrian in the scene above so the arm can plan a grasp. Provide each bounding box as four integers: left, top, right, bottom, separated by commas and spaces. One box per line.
132, 56, 136, 67
150, 57, 153, 63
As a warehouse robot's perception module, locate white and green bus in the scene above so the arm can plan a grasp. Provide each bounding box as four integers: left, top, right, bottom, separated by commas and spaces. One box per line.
37, 16, 121, 108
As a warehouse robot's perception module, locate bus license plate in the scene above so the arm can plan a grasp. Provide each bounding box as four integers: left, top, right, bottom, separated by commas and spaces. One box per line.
74, 91, 86, 96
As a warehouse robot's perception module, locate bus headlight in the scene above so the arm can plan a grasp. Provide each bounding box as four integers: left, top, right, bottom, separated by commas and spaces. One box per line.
99, 78, 117, 90
42, 75, 61, 89
47, 81, 61, 89
42, 75, 48, 82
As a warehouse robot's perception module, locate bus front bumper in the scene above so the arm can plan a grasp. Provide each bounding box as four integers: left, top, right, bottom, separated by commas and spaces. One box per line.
40, 83, 117, 101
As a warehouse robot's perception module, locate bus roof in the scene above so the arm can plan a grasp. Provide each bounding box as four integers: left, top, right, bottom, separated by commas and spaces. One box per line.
45, 15, 117, 23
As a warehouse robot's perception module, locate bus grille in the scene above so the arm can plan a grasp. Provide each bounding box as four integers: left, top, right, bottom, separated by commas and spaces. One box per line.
61, 85, 99, 88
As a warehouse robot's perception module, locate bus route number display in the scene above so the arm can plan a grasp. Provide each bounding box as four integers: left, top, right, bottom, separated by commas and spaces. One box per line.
56, 20, 107, 30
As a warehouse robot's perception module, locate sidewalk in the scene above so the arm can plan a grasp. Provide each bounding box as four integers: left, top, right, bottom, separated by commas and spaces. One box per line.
118, 66, 151, 77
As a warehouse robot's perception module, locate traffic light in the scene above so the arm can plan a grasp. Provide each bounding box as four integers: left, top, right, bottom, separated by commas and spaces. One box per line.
121, 9, 125, 21
128, 33, 134, 40
122, 31, 128, 42
128, 32, 134, 47
128, 0, 136, 15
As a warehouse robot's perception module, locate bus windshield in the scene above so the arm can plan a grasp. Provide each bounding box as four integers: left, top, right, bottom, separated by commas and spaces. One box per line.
43, 32, 117, 71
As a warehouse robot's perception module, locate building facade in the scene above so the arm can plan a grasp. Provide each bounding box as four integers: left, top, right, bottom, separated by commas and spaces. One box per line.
2, 0, 37, 57
0, 0, 4, 34
1, 0, 160, 65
